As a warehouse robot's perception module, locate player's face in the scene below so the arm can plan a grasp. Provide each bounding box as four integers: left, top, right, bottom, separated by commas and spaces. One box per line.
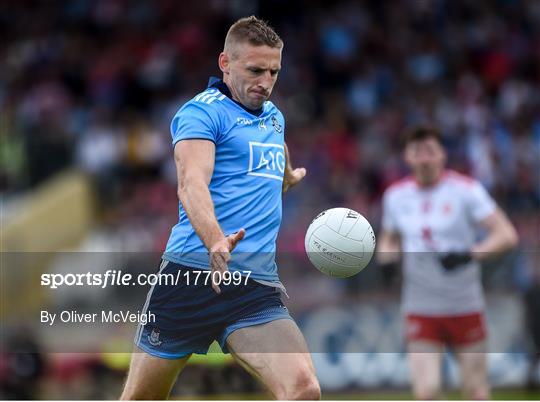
404, 138, 446, 186
220, 43, 282, 110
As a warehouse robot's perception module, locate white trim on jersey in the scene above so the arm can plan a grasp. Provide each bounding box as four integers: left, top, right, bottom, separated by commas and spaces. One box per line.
206, 94, 226, 103
193, 89, 226, 104
193, 90, 212, 102
199, 92, 216, 103
134, 259, 169, 346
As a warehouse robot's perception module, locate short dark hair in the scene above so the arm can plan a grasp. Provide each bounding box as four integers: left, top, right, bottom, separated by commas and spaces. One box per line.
403, 126, 443, 148
224, 16, 283, 53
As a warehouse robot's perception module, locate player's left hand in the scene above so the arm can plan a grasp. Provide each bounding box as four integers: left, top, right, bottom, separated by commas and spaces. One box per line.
283, 167, 306, 193
438, 251, 472, 272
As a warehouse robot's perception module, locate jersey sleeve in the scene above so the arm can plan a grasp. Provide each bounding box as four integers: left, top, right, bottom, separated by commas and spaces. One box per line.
381, 190, 398, 232
170, 102, 221, 146
467, 181, 497, 223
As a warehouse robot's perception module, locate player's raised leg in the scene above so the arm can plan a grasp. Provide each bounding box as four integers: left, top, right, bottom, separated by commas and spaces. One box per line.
120, 348, 190, 400
455, 341, 490, 400
408, 341, 444, 400
226, 319, 321, 400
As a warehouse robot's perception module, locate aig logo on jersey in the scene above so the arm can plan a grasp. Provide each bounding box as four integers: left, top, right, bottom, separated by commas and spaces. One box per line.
247, 141, 285, 181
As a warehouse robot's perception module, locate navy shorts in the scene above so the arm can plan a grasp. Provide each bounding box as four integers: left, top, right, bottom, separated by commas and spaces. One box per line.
134, 260, 292, 359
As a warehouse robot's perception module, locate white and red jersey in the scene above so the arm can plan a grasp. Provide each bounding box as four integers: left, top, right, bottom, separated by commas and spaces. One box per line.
381, 170, 497, 315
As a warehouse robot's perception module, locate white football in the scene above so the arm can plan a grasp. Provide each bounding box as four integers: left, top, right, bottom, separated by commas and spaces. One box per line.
305, 208, 376, 278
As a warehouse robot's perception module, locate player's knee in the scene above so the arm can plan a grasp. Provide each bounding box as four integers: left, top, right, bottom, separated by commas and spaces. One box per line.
279, 371, 321, 400
413, 384, 440, 400
463, 382, 490, 400
413, 390, 439, 400
461, 363, 489, 400
296, 378, 321, 400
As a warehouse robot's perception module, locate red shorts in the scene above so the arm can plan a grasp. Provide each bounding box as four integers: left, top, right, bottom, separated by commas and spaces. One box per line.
405, 312, 487, 346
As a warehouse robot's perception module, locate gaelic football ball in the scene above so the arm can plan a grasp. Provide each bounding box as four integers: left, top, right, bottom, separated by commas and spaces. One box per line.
305, 208, 376, 278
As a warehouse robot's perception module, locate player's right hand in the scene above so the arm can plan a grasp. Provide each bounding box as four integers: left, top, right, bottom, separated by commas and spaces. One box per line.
438, 251, 472, 272
379, 261, 399, 287
209, 229, 246, 294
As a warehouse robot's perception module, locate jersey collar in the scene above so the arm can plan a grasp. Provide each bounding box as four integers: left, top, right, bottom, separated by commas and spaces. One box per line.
207, 77, 264, 117
412, 169, 447, 190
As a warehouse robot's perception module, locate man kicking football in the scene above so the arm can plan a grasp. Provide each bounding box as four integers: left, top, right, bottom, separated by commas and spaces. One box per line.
121, 16, 320, 400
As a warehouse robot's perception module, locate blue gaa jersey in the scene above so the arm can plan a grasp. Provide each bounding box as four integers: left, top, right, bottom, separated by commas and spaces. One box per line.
163, 79, 285, 282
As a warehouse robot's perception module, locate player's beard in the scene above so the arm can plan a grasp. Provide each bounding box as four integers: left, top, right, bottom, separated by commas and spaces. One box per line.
418, 166, 443, 186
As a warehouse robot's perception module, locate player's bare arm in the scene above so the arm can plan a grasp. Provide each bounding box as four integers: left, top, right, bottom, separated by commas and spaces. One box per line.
376, 230, 401, 264
471, 207, 518, 261
282, 142, 306, 193
376, 229, 401, 284
175, 139, 245, 293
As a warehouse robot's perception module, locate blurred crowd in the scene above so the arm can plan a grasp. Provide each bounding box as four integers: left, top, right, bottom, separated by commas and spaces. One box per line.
3, 0, 540, 246
2, 0, 539, 234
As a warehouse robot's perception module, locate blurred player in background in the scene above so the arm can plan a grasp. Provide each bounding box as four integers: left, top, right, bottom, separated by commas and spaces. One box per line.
121, 16, 319, 400
377, 126, 518, 399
